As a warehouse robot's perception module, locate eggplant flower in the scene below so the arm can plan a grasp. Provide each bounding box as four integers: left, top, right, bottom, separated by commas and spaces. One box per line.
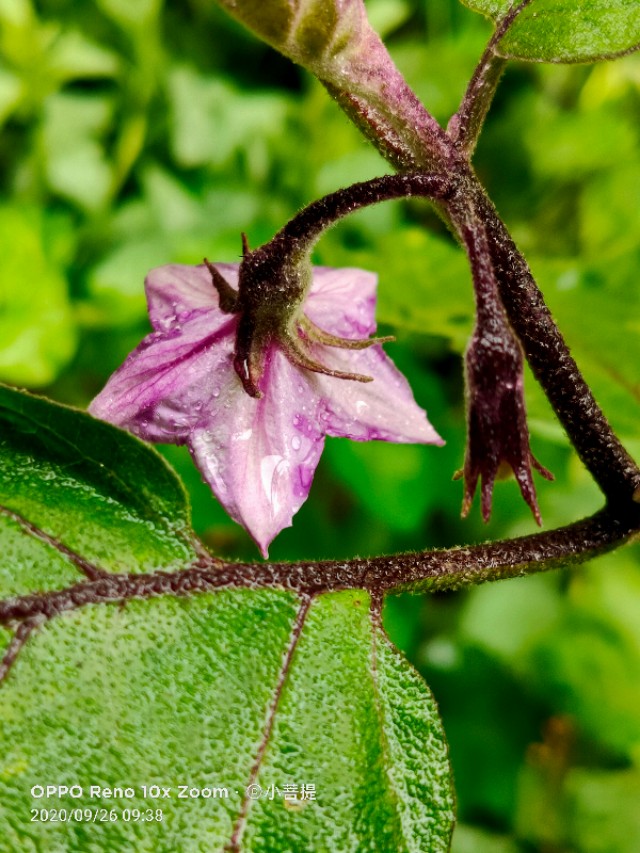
458, 320, 553, 524
90, 263, 443, 555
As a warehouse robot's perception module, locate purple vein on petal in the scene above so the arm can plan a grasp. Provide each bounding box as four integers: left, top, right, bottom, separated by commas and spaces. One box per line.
119, 318, 236, 393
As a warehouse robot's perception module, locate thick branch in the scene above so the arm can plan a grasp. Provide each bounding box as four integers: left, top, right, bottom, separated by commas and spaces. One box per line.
1, 505, 638, 624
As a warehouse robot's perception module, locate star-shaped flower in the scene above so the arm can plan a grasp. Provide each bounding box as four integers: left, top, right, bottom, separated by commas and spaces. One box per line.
90, 263, 443, 555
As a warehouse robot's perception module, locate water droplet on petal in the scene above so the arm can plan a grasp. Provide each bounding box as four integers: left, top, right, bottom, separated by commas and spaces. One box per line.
291, 436, 301, 451
261, 454, 290, 516
299, 466, 313, 489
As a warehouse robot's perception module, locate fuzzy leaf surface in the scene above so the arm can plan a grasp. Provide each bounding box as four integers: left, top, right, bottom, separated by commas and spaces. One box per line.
0, 387, 455, 851
461, 0, 640, 63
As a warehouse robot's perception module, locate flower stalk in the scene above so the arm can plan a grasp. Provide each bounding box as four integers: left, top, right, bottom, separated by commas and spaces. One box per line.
447, 0, 534, 154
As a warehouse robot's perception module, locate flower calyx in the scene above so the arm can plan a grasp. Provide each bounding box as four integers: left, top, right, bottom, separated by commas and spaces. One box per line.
456, 312, 553, 524
206, 233, 393, 399
204, 172, 456, 398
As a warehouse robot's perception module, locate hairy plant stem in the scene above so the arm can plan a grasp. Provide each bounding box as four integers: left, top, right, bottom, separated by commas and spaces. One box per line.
1, 507, 638, 626
470, 182, 640, 504
270, 172, 453, 252
447, 0, 534, 153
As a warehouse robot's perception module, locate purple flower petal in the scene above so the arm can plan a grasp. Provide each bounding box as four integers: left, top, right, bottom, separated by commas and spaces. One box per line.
89, 310, 236, 442
305, 266, 377, 339
316, 343, 443, 444
145, 263, 239, 331
189, 348, 325, 556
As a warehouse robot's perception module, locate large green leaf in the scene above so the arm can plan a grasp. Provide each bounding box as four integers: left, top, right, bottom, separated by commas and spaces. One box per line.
0, 386, 455, 851
461, 0, 640, 63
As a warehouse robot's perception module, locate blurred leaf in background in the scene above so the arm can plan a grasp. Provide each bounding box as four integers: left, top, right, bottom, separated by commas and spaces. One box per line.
0, 205, 76, 385
1, 0, 639, 849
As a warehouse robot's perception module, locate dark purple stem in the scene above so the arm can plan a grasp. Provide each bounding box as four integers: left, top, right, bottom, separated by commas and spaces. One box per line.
470, 184, 640, 503
1, 506, 638, 625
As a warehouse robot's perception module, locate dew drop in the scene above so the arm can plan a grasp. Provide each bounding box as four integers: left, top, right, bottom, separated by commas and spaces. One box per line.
299, 466, 313, 489
291, 436, 301, 451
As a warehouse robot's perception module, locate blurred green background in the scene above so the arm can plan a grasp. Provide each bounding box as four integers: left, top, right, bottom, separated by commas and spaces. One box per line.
1, 0, 640, 849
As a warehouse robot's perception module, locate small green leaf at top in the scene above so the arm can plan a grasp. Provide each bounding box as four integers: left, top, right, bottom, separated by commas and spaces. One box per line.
461, 0, 640, 63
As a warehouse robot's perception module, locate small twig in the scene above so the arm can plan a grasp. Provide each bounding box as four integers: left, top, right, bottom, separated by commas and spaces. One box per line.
449, 0, 534, 153
270, 172, 454, 254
